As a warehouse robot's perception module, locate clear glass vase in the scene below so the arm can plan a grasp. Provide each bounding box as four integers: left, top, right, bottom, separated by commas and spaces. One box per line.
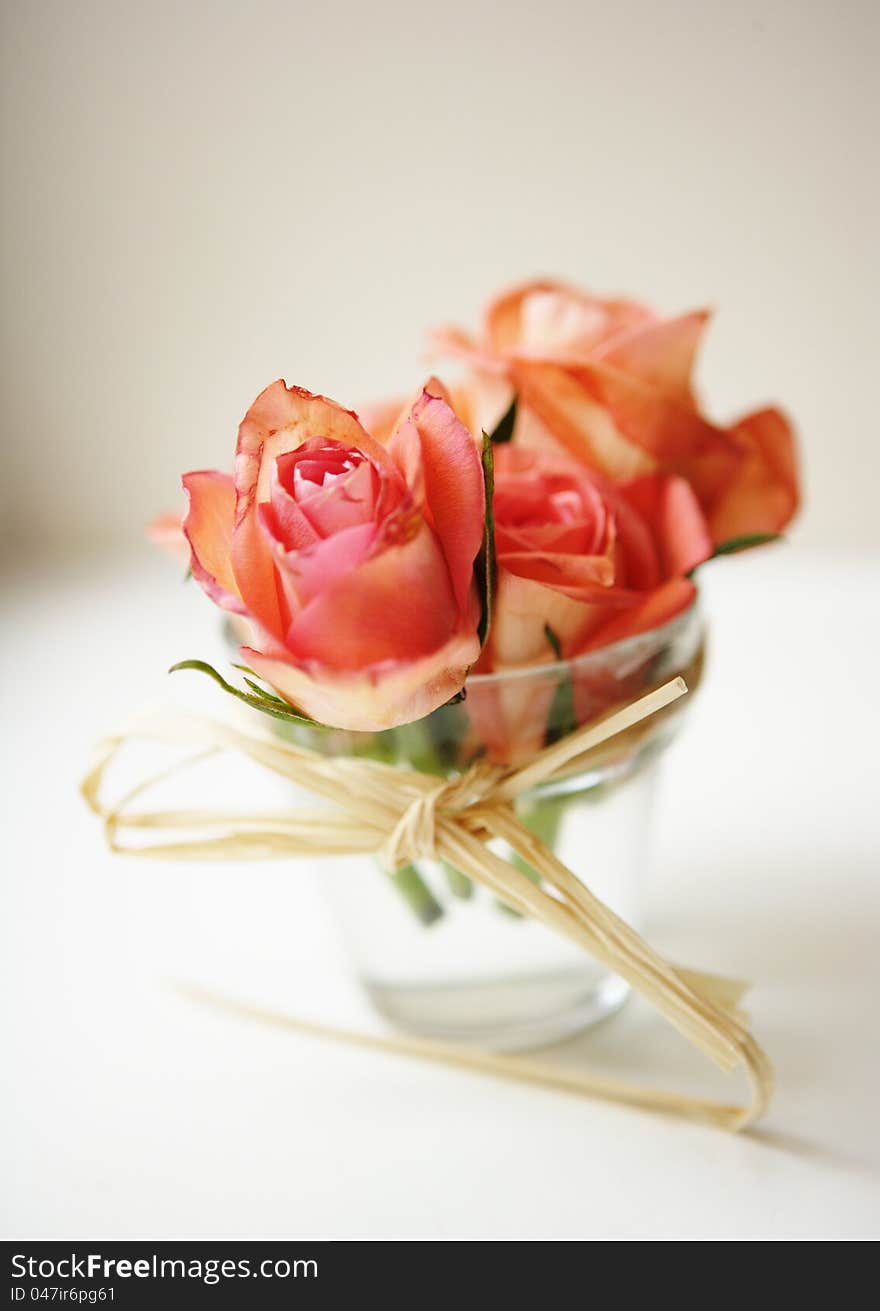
303, 603, 703, 1051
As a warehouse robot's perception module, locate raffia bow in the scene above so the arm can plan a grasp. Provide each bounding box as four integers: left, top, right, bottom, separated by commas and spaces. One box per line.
82, 676, 774, 1131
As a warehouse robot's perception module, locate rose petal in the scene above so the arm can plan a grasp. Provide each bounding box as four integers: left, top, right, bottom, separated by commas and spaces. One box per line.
497, 549, 619, 597
709, 407, 799, 540
577, 578, 697, 652
265, 461, 321, 551
496, 519, 604, 556
181, 471, 245, 612
240, 624, 480, 732
271, 520, 378, 609
232, 381, 396, 640
620, 475, 713, 578
295, 457, 380, 537
389, 391, 485, 612
481, 279, 653, 360
489, 568, 608, 668
147, 510, 189, 562
510, 362, 658, 480
286, 516, 460, 669
595, 310, 710, 401
566, 359, 730, 464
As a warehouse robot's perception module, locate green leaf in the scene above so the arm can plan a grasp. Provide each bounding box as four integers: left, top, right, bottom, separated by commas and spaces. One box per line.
489, 393, 517, 444
711, 532, 782, 557
688, 532, 783, 578
543, 624, 577, 744
475, 431, 497, 648
168, 659, 323, 727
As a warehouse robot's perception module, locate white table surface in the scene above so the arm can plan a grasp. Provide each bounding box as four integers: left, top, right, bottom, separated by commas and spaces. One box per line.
2, 545, 878, 1241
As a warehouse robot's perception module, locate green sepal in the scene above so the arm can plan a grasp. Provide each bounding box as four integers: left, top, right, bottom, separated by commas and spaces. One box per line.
475, 430, 497, 648
168, 659, 323, 727
231, 663, 290, 706
489, 393, 517, 444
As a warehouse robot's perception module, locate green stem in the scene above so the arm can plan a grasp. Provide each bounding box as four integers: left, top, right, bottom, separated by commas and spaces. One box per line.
385, 861, 444, 926
495, 790, 568, 917
442, 862, 474, 900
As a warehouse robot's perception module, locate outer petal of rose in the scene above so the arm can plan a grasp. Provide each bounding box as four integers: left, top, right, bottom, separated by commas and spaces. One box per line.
481, 279, 652, 360
568, 359, 731, 464
497, 551, 623, 599
239, 625, 480, 732
181, 471, 246, 613
620, 475, 713, 578
495, 518, 604, 556
577, 578, 697, 653
604, 490, 662, 591
449, 372, 514, 441
389, 392, 485, 612
708, 407, 799, 541
425, 324, 509, 376
483, 280, 563, 353
287, 518, 460, 669
362, 376, 456, 450
595, 310, 710, 402
231, 381, 397, 641
490, 568, 608, 668
488, 280, 607, 355
497, 491, 618, 595
146, 510, 189, 562
510, 362, 658, 480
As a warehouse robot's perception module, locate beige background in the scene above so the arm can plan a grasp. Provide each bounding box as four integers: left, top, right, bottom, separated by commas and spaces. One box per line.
2, 0, 877, 553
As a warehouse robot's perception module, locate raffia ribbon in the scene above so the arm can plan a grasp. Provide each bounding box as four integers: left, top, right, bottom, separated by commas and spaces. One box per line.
82, 677, 774, 1131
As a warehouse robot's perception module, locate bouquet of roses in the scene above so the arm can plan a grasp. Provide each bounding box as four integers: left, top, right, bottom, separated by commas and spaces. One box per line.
89, 278, 799, 1126
166, 278, 797, 757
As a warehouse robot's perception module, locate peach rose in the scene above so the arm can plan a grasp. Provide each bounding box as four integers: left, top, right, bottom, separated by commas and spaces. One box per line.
486, 444, 710, 668
182, 381, 485, 731
430, 278, 799, 543
464, 444, 709, 759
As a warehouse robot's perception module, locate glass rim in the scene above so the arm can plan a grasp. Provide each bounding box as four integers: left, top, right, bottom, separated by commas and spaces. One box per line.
464, 597, 702, 688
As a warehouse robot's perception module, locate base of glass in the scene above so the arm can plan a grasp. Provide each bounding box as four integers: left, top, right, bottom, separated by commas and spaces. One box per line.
363, 967, 630, 1052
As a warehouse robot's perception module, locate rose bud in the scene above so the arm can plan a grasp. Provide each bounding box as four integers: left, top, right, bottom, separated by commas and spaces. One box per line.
181, 382, 485, 731
429, 278, 799, 543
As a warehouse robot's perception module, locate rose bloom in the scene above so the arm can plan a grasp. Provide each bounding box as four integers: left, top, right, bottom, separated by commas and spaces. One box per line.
472, 444, 711, 759
362, 380, 711, 758
362, 376, 710, 661
181, 381, 484, 731
487, 444, 710, 667
429, 278, 800, 543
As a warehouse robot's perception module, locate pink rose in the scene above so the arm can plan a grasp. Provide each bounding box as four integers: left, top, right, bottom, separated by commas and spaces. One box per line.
430, 278, 800, 543
182, 381, 485, 731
